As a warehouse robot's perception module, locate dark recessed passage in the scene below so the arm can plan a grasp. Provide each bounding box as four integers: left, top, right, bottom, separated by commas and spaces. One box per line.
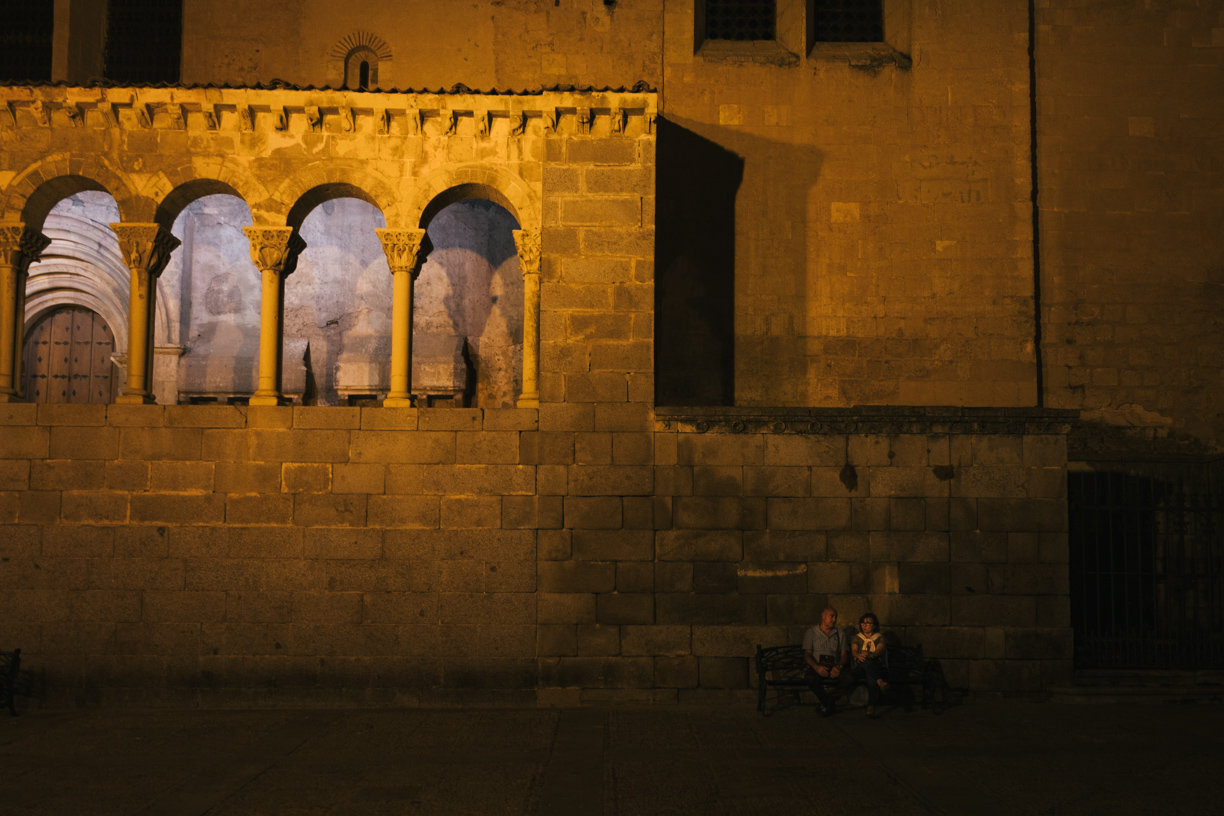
705, 0, 777, 42
812, 0, 884, 43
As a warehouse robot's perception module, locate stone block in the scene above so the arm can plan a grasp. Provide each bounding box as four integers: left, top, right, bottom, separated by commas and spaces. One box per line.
293, 493, 367, 527
699, 657, 748, 689
623, 497, 653, 529
456, 432, 520, 464
113, 526, 168, 558
744, 466, 809, 497
418, 409, 482, 432
596, 593, 654, 624
568, 465, 653, 496
484, 560, 535, 593
1004, 627, 1073, 660
926, 498, 950, 531
0, 426, 49, 459
41, 524, 114, 557
951, 595, 1036, 627
539, 593, 596, 624
292, 406, 359, 430
47, 426, 118, 460
143, 590, 226, 623
482, 408, 537, 432
1023, 435, 1066, 467
692, 625, 788, 657
439, 593, 535, 625
104, 404, 164, 427
767, 497, 852, 530
949, 497, 977, 530
566, 139, 639, 165
594, 404, 652, 432
358, 408, 418, 430
656, 529, 742, 561
621, 625, 690, 656
149, 461, 214, 492
869, 531, 949, 562
119, 427, 203, 460
611, 433, 652, 465
538, 529, 571, 560
850, 497, 890, 530
18, 490, 59, 523
251, 430, 351, 463
538, 405, 594, 434
973, 435, 1024, 465
60, 489, 131, 524
654, 656, 699, 688
1037, 595, 1071, 628
303, 528, 382, 559
879, 594, 950, 626
951, 466, 1027, 499
384, 529, 534, 562
200, 430, 250, 461
331, 463, 385, 494
616, 562, 654, 593
1007, 532, 1039, 563
291, 591, 362, 624
826, 531, 868, 561
978, 499, 1067, 532
693, 562, 737, 593
677, 434, 762, 466
423, 464, 535, 496
384, 465, 425, 494
654, 466, 693, 496
538, 624, 578, 656
1026, 467, 1066, 499
573, 432, 612, 465
38, 404, 107, 426
889, 497, 926, 530
589, 341, 652, 372
439, 496, 501, 528
654, 433, 677, 466
656, 594, 767, 625
848, 435, 892, 466
763, 435, 844, 467
552, 656, 654, 689
281, 463, 331, 493
244, 406, 293, 429
987, 564, 1069, 595
130, 493, 225, 524
888, 435, 931, 467
566, 372, 629, 403
807, 562, 870, 594
223, 494, 293, 525
742, 531, 827, 565
214, 462, 280, 494
0, 404, 36, 425
950, 530, 1008, 563
674, 496, 765, 529
503, 496, 563, 529
538, 561, 616, 593
572, 529, 654, 561
692, 466, 742, 496
349, 431, 455, 464
870, 466, 946, 497
655, 562, 693, 592
765, 594, 830, 626
738, 562, 808, 593
1039, 532, 1069, 564
565, 496, 622, 529
903, 626, 1004, 659
0, 460, 30, 490
31, 460, 104, 491
224, 526, 302, 559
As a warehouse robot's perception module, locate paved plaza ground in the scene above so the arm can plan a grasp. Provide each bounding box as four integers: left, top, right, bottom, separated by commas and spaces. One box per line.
1, 698, 1220, 815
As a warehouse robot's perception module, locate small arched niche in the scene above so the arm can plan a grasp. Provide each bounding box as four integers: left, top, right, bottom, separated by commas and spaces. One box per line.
331, 32, 392, 91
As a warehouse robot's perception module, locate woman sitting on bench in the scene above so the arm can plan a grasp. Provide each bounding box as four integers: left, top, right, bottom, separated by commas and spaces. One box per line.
851, 612, 890, 718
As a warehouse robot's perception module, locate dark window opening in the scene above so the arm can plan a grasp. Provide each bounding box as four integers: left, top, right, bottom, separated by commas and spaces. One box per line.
811, 0, 884, 43
104, 0, 183, 84
359, 61, 370, 90
705, 0, 776, 42
0, 0, 54, 82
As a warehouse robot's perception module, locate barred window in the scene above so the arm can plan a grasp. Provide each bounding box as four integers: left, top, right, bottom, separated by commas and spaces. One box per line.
705, 0, 777, 42
0, 0, 54, 82
811, 0, 884, 43
105, 0, 183, 84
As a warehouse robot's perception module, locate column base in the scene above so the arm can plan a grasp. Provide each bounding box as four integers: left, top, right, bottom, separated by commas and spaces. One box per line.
516, 393, 540, 409
383, 395, 415, 408
249, 393, 284, 407
115, 392, 156, 405
0, 391, 22, 403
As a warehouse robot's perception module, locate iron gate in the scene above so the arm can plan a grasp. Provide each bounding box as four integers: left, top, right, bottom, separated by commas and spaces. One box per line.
1068, 469, 1224, 669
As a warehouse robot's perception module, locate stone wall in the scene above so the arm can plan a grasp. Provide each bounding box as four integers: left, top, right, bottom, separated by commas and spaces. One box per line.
0, 403, 1072, 706
1036, 1, 1224, 450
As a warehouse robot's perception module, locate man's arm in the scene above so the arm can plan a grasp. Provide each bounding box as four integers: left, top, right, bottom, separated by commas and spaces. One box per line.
803, 649, 829, 677
830, 649, 849, 677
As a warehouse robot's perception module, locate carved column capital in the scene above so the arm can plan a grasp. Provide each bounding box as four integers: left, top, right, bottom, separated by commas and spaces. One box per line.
376, 228, 429, 278
243, 226, 307, 275
512, 229, 541, 277
0, 223, 51, 270
110, 223, 181, 277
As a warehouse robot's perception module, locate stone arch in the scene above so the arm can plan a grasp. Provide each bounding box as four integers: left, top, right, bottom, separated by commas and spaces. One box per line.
24, 269, 131, 353
154, 178, 251, 231
2, 154, 138, 229
268, 164, 397, 229
407, 166, 538, 231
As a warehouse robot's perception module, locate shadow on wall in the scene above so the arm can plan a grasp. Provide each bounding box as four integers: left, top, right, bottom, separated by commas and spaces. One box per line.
655, 117, 824, 407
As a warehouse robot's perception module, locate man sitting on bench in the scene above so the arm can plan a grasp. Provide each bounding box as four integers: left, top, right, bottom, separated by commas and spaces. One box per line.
803, 606, 854, 716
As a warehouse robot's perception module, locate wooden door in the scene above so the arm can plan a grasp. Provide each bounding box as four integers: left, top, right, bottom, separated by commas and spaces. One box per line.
22, 307, 119, 403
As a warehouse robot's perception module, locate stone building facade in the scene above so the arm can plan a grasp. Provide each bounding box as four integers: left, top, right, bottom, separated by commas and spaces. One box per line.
0, 1, 1220, 705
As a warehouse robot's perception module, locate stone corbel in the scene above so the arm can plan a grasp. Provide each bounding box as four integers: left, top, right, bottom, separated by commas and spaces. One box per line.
0, 102, 15, 129
444, 110, 460, 135
613, 108, 627, 134
239, 106, 255, 131
306, 106, 323, 132
511, 111, 529, 137
275, 109, 289, 131
577, 107, 592, 135
340, 107, 355, 132
545, 108, 560, 133
136, 104, 153, 129
478, 110, 493, 137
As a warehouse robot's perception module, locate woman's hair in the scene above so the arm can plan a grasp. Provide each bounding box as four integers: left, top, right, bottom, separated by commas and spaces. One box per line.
859, 612, 880, 629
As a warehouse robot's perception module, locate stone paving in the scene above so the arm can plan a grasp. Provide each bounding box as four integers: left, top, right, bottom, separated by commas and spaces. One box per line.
1, 700, 1220, 815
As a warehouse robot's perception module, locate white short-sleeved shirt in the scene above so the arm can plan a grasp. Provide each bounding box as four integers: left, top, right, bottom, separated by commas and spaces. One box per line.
803, 626, 844, 662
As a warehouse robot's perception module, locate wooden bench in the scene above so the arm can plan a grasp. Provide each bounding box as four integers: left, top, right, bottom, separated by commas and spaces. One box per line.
1, 649, 42, 716
754, 641, 961, 716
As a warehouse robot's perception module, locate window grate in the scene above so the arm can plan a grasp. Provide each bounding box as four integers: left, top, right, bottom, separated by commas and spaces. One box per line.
105, 0, 183, 84
0, 0, 54, 82
812, 0, 884, 43
706, 0, 776, 42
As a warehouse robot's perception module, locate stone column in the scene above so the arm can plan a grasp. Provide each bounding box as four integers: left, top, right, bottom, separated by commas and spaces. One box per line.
376, 228, 428, 407
111, 223, 180, 405
0, 223, 51, 402
244, 227, 306, 407
513, 229, 541, 408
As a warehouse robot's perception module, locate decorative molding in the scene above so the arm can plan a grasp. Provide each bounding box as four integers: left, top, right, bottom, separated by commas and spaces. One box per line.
653, 407, 1079, 436
375, 228, 429, 278
242, 227, 306, 276
512, 229, 541, 277
330, 31, 394, 62
110, 224, 181, 277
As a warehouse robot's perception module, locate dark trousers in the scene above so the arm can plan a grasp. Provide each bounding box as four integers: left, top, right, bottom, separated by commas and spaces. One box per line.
852, 658, 888, 706
804, 667, 856, 706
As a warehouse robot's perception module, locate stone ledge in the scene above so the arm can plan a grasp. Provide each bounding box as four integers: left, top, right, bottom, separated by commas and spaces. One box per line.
654, 406, 1079, 436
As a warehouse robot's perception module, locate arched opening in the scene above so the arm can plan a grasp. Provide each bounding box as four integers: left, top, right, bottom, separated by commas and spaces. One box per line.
344, 47, 379, 90
417, 198, 523, 408
286, 192, 389, 405
22, 306, 119, 404
166, 193, 259, 404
